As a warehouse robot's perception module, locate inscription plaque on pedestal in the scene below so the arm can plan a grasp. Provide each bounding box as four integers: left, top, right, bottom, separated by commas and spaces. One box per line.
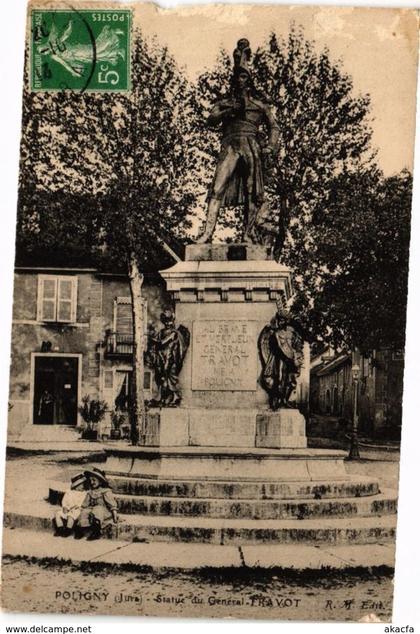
192, 320, 258, 391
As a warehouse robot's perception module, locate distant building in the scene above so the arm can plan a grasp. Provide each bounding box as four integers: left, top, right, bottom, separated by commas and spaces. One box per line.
8, 266, 169, 442
310, 348, 404, 438
310, 350, 352, 420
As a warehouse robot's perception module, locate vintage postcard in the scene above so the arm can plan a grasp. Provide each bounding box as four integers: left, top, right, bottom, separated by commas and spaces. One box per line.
1, 0, 419, 623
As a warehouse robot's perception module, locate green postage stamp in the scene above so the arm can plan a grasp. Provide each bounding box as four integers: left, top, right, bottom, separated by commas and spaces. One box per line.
31, 9, 131, 92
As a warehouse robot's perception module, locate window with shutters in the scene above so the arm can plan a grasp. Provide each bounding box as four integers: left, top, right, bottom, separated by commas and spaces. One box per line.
113, 297, 148, 334
114, 297, 133, 336
110, 297, 134, 355
37, 275, 77, 323
105, 297, 147, 357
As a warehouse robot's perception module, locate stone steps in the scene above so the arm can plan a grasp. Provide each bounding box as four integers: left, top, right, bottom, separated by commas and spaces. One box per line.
8, 445, 395, 553
47, 485, 396, 520
4, 508, 397, 546
106, 475, 380, 500
114, 490, 397, 520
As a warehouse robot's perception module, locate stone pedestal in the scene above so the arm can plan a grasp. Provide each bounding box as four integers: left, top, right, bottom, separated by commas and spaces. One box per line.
149, 243, 310, 450
256, 410, 307, 448
142, 408, 307, 448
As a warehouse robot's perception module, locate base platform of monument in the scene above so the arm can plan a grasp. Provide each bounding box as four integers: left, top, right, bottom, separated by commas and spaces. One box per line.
142, 408, 307, 449
21, 447, 395, 552
105, 446, 349, 481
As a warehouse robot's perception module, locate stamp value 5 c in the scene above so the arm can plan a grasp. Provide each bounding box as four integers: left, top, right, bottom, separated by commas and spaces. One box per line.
31, 9, 131, 92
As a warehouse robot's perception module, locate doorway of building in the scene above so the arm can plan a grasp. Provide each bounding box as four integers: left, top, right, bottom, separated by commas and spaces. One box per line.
33, 356, 79, 425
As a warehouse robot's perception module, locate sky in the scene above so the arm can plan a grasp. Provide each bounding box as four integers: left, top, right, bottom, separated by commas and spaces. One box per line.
134, 3, 419, 176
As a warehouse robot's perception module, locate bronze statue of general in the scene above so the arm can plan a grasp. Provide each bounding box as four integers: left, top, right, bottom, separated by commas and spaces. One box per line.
197, 39, 280, 244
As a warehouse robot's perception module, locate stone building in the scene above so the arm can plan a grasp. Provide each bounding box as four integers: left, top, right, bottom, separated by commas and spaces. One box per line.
8, 265, 168, 442
310, 347, 404, 438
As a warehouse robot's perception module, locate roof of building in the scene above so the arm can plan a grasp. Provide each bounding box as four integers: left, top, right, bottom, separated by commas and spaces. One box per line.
312, 352, 352, 377
310, 346, 336, 371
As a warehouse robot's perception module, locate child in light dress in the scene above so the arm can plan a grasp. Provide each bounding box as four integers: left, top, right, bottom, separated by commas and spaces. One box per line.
53, 472, 89, 537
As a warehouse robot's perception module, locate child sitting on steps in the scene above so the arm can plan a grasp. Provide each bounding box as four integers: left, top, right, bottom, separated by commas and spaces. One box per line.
75, 468, 118, 541
53, 472, 89, 537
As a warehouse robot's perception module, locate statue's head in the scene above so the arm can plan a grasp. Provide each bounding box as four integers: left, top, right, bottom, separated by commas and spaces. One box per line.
274, 298, 292, 327
230, 68, 258, 98
236, 38, 250, 51
160, 309, 175, 327
235, 69, 251, 89
231, 38, 254, 95
270, 312, 287, 330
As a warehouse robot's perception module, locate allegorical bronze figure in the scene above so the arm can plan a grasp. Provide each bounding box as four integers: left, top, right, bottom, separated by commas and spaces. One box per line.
146, 309, 190, 407
197, 38, 280, 244
258, 302, 304, 410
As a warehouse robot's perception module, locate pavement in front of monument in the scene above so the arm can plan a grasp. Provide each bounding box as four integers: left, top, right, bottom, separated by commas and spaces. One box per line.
1, 553, 393, 621
1, 452, 398, 620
